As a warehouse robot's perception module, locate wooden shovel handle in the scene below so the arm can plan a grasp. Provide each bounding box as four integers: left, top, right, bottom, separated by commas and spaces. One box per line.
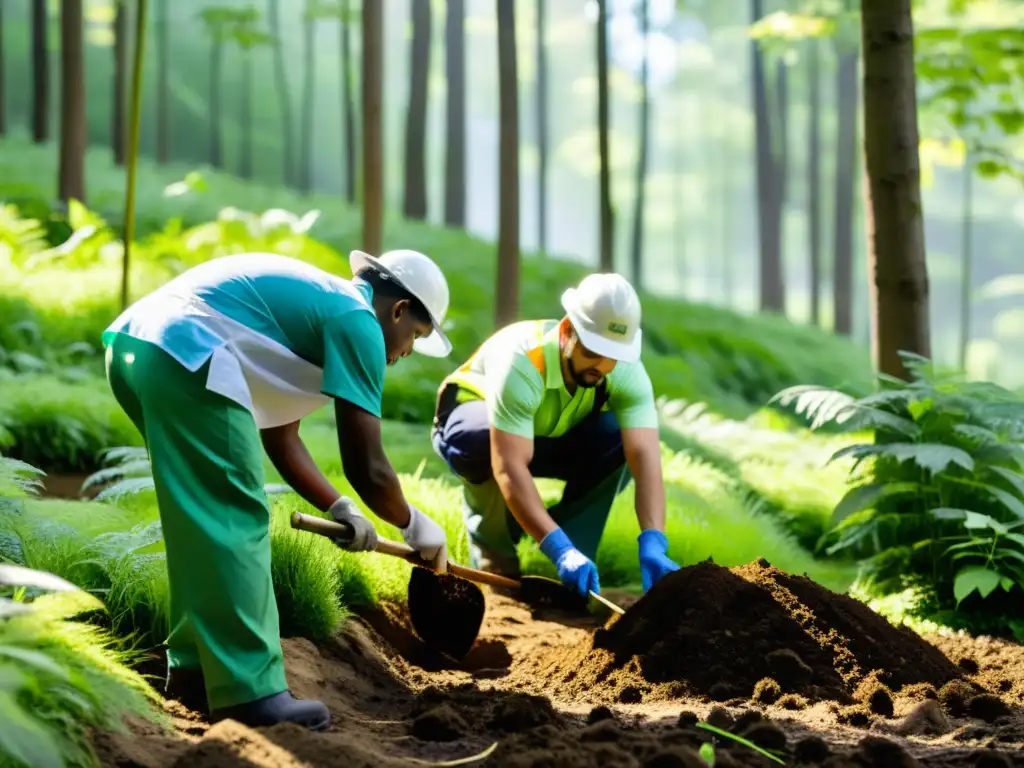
289, 512, 521, 591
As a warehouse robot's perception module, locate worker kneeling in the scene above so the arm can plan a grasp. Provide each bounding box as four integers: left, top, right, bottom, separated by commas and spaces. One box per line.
102, 249, 452, 731
431, 273, 680, 599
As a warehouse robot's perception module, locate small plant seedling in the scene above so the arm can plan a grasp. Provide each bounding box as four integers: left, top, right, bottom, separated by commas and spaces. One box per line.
696, 722, 785, 765
699, 741, 716, 766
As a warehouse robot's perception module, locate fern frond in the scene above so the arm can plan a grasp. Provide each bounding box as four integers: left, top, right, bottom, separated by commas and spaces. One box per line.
94, 477, 156, 502
770, 385, 856, 430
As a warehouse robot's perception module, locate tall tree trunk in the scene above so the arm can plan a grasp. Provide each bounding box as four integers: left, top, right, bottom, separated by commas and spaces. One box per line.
443, 0, 465, 227
807, 38, 822, 327
403, 0, 431, 219
58, 0, 86, 203
861, 0, 930, 379
121, 0, 148, 311
0, 1, 6, 136
833, 45, 859, 336
268, 0, 295, 185
112, 0, 126, 166
209, 43, 222, 168
240, 51, 253, 179
300, 1, 315, 192
535, 0, 547, 253
596, 0, 613, 272
31, 0, 49, 143
341, 0, 356, 203
156, 0, 169, 162
495, 0, 519, 328
752, 0, 784, 313
362, 0, 384, 255
629, 0, 649, 289
958, 152, 973, 371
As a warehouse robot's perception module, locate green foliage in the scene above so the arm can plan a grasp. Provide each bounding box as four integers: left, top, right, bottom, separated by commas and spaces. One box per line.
0, 548, 167, 768
0, 137, 872, 442
0, 376, 143, 472
773, 351, 1024, 637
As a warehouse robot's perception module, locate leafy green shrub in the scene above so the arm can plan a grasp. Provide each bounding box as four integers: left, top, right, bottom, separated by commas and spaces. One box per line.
0, 557, 166, 768
774, 352, 1024, 637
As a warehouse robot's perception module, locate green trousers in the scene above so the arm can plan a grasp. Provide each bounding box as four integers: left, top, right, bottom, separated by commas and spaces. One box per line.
105, 333, 288, 710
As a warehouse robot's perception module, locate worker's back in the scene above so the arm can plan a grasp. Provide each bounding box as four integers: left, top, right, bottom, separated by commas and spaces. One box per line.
103, 252, 380, 373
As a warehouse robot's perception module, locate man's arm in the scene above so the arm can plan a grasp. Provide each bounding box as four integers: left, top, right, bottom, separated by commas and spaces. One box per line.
608, 361, 666, 531
490, 428, 558, 544
622, 427, 666, 532
261, 420, 342, 513
334, 398, 412, 529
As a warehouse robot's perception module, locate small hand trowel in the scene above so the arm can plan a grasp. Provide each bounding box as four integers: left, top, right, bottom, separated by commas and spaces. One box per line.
290, 512, 625, 659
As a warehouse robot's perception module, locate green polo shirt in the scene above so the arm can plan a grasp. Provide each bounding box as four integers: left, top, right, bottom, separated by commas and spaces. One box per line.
445, 320, 658, 439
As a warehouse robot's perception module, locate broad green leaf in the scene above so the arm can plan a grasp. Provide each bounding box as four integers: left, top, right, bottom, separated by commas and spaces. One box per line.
829, 442, 974, 475
954, 566, 1003, 604
1004, 533, 1024, 550
930, 508, 1006, 533
831, 482, 921, 526
986, 484, 1024, 520
989, 466, 1024, 500
699, 742, 716, 767
841, 406, 922, 439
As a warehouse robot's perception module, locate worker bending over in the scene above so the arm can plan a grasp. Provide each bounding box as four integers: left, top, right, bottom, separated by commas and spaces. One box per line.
431, 272, 680, 599
102, 249, 452, 731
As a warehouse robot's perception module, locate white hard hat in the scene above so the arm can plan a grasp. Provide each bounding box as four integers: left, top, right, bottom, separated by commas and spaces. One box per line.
350, 249, 452, 357
560, 273, 642, 363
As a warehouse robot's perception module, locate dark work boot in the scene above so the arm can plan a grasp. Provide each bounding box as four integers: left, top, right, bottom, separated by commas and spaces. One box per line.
165, 667, 209, 714
210, 691, 331, 731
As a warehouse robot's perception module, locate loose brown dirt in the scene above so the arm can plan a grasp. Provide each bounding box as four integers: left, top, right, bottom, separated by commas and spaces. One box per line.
92, 559, 1024, 767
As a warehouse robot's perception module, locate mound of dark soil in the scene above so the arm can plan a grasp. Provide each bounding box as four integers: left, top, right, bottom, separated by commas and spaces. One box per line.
511, 559, 964, 705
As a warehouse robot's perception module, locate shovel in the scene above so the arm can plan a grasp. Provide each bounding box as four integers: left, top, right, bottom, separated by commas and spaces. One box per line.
289, 512, 624, 658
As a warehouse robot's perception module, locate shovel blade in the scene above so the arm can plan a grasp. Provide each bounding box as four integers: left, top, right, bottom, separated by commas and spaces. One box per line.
517, 576, 623, 626
407, 567, 486, 660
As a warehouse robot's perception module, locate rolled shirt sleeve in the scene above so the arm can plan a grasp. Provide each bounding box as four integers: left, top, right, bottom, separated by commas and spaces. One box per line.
608, 361, 659, 430
486, 359, 543, 439
320, 310, 387, 418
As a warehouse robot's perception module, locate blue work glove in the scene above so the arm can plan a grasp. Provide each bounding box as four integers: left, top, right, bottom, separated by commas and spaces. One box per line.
539, 527, 600, 598
638, 529, 680, 593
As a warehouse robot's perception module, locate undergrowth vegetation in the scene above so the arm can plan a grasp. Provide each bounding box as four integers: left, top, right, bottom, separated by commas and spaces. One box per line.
774, 352, 1024, 639
0, 459, 167, 768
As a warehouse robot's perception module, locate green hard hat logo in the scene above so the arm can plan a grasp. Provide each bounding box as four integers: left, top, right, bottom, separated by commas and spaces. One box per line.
607, 321, 628, 336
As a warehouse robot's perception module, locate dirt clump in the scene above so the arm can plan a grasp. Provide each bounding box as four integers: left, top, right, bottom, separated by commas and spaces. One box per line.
510, 559, 964, 706
411, 704, 468, 741
893, 700, 952, 737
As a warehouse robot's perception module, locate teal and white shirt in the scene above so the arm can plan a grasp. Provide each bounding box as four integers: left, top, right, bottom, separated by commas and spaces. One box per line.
103, 252, 387, 425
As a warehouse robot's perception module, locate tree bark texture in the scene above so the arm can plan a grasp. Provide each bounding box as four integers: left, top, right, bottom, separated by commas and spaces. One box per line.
861, 0, 931, 379
751, 0, 784, 313
31, 0, 49, 143
833, 45, 859, 336
58, 0, 86, 203
268, 0, 295, 186
156, 0, 169, 162
495, 0, 520, 328
807, 38, 822, 327
341, 0, 357, 203
113, 0, 126, 166
535, 0, 547, 253
362, 0, 384, 255
959, 154, 973, 370
596, 0, 613, 272
443, 0, 466, 227
403, 0, 431, 220
208, 42, 222, 168
629, 0, 650, 289
300, 0, 316, 192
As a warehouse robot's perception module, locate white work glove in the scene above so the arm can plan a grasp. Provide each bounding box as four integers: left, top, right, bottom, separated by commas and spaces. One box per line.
401, 505, 448, 573
328, 496, 379, 552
